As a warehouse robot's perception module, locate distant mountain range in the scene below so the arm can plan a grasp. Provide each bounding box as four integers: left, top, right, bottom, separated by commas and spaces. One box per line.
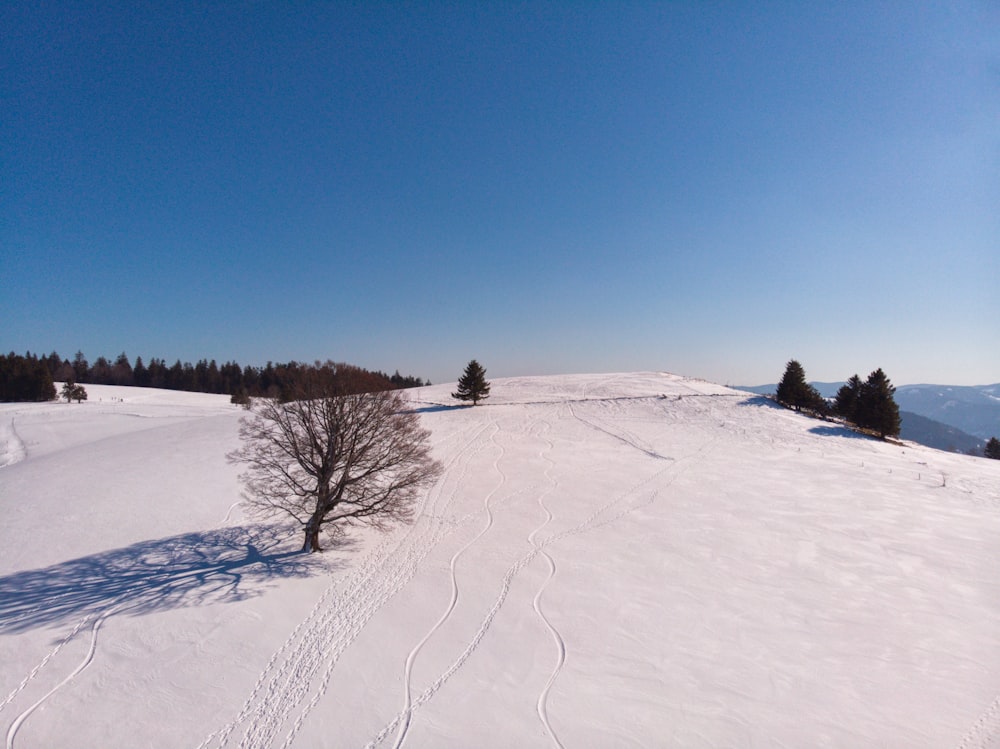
894, 384, 1000, 441
737, 381, 1000, 454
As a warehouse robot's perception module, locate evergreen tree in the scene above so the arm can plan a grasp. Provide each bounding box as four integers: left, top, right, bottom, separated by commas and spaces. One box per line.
91, 356, 112, 384
72, 351, 89, 382
31, 357, 57, 401
54, 357, 74, 383
452, 360, 491, 406
0, 353, 56, 402
112, 352, 133, 385
230, 387, 252, 408
857, 368, 901, 439
133, 356, 150, 387
44, 351, 62, 380
985, 437, 1000, 460
61, 380, 88, 403
206, 359, 222, 393
220, 361, 243, 394
775, 360, 826, 413
833, 374, 863, 422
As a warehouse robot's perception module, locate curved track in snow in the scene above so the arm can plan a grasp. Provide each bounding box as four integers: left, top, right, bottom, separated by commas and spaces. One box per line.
364, 404, 690, 748
390, 414, 509, 749
197, 420, 495, 749
0, 418, 26, 468
528, 419, 566, 749
8, 376, 998, 747
5, 600, 128, 749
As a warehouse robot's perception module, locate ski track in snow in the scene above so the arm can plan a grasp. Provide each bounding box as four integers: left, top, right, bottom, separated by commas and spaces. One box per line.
220, 500, 243, 526
390, 412, 508, 749
0, 388, 750, 749
0, 412, 488, 749
1, 409, 239, 746
2, 454, 254, 746
10, 379, 993, 747
196, 420, 495, 749
365, 406, 690, 749
532, 548, 565, 749
4, 599, 129, 749
0, 611, 96, 717
568, 401, 670, 460
0, 417, 26, 468
528, 419, 566, 749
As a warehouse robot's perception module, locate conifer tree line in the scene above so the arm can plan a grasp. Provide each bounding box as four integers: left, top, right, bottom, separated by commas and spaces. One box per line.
832, 369, 901, 439
0, 352, 57, 402
776, 359, 902, 439
0, 350, 428, 403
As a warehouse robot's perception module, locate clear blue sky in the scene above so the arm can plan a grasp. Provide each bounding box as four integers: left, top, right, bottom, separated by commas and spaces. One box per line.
3, 2, 998, 386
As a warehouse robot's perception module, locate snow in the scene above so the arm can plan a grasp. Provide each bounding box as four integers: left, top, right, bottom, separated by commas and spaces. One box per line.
2, 373, 1000, 748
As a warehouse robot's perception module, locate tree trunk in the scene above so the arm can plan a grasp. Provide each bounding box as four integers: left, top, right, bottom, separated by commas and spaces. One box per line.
303, 492, 332, 553
302, 524, 322, 553
302, 513, 324, 553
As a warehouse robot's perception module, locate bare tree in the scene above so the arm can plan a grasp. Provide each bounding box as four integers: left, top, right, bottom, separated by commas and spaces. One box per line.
229, 369, 441, 552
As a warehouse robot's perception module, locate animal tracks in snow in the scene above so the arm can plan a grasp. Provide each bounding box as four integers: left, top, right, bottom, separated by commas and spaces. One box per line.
389, 415, 510, 748
4, 600, 128, 749
6, 375, 999, 748
1, 390, 708, 749
197, 420, 496, 749
956, 693, 1000, 749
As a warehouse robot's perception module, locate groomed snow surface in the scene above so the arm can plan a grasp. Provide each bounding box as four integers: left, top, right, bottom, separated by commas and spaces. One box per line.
2, 373, 999, 748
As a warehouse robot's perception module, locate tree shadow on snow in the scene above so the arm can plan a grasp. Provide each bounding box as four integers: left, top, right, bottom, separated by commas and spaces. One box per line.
735, 395, 785, 410
406, 403, 459, 414
809, 425, 874, 440
0, 522, 352, 634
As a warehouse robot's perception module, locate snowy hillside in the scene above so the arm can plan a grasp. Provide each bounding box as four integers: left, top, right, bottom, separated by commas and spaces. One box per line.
2, 373, 1000, 748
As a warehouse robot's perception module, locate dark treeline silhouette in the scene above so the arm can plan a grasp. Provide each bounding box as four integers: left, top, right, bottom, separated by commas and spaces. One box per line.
0, 352, 57, 402
1, 350, 428, 402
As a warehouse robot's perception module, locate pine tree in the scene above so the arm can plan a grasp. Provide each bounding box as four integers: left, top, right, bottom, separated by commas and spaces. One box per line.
72, 351, 89, 382
834, 374, 863, 422
0, 353, 56, 402
112, 352, 133, 385
985, 437, 1000, 460
133, 356, 149, 387
857, 368, 901, 439
452, 360, 491, 406
775, 360, 826, 413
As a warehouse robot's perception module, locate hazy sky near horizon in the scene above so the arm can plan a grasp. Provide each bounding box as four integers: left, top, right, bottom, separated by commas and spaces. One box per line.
4, 2, 998, 386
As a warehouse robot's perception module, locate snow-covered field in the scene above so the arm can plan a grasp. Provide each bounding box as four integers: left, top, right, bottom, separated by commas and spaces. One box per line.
2, 373, 999, 748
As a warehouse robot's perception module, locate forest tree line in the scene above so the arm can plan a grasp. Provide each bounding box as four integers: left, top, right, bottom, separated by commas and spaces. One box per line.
0, 350, 428, 402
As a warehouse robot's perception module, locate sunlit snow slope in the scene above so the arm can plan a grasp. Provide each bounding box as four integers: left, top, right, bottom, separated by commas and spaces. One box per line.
2, 373, 999, 748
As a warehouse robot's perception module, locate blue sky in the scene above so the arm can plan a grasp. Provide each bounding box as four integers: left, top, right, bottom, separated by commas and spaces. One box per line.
3, 2, 998, 386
